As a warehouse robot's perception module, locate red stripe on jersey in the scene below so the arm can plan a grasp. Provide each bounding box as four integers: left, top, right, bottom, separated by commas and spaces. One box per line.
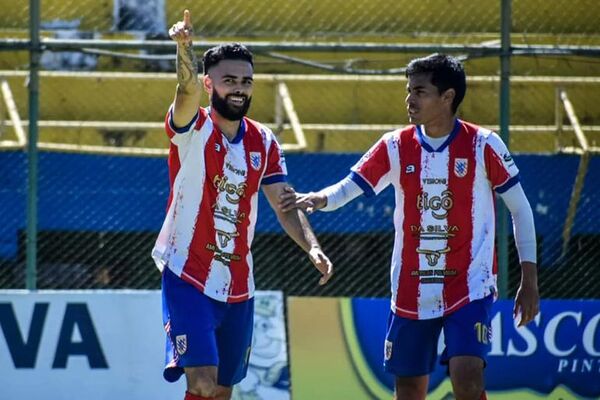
227, 122, 267, 301
397, 127, 422, 315
492, 198, 498, 276
182, 129, 225, 291
354, 138, 391, 189
444, 122, 477, 311
484, 142, 512, 188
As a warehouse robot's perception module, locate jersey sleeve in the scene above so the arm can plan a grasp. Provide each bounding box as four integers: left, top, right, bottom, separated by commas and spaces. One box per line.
164, 104, 203, 145
261, 129, 288, 185
484, 131, 520, 193
350, 133, 394, 197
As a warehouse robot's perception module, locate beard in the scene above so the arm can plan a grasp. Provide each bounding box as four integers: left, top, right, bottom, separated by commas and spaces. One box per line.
211, 89, 252, 121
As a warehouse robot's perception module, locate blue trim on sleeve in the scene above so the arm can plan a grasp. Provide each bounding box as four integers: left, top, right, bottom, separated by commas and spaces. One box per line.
261, 174, 287, 185
349, 171, 375, 197
495, 174, 520, 193
169, 110, 199, 134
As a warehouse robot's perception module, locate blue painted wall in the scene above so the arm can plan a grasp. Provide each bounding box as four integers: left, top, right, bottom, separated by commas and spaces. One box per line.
0, 151, 598, 264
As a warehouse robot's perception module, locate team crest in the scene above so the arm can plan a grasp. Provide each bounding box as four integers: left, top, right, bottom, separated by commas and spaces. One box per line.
454, 158, 468, 178
175, 334, 187, 355
384, 340, 393, 361
250, 152, 262, 171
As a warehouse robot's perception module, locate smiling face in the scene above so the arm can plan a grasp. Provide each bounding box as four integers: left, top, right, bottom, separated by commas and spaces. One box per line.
204, 59, 254, 121
405, 72, 455, 126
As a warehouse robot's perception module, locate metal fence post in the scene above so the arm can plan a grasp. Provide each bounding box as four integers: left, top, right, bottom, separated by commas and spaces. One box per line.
26, 0, 41, 290
498, 0, 512, 298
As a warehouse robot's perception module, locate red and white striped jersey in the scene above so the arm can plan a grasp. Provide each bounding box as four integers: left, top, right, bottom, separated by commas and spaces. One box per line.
152, 107, 287, 303
351, 119, 519, 319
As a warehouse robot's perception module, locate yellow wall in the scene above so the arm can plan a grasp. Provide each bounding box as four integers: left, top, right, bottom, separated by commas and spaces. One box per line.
1, 1, 599, 34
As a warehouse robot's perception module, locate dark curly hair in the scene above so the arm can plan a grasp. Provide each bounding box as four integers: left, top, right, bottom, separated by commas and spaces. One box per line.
202, 43, 254, 74
406, 53, 466, 113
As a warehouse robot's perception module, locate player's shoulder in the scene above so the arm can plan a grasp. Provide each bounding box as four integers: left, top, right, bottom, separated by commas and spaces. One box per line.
461, 119, 507, 148
461, 120, 498, 140
243, 117, 278, 146
382, 125, 413, 143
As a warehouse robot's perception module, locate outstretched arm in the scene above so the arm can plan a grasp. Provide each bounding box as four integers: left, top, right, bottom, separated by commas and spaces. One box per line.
168, 9, 202, 127
278, 175, 364, 214
263, 182, 334, 286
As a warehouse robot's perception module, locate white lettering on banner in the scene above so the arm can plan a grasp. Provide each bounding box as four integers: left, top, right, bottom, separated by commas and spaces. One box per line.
557, 358, 600, 373
488, 312, 503, 356
583, 314, 600, 356
544, 311, 582, 357
484, 310, 600, 360
507, 314, 540, 357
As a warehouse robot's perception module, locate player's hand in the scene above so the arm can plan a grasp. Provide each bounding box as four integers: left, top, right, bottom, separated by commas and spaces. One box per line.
308, 247, 334, 286
513, 282, 540, 327
279, 186, 326, 214
169, 9, 193, 45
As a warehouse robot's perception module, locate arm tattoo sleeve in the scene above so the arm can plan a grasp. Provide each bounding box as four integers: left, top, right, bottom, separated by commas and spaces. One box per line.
176, 42, 198, 92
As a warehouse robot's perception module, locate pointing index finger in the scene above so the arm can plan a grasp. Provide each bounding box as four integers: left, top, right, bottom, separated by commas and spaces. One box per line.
183, 9, 191, 26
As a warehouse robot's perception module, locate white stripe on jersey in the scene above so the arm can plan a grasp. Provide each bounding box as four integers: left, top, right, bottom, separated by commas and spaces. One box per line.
417, 147, 450, 319
205, 139, 248, 300
152, 117, 213, 275
469, 129, 498, 300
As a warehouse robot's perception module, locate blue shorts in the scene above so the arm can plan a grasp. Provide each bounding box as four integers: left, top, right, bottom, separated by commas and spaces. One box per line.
161, 267, 254, 386
383, 295, 493, 377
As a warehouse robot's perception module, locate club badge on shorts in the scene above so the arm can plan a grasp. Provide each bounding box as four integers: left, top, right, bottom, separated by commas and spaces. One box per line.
384, 340, 393, 361
176, 334, 187, 355
250, 152, 262, 171
454, 158, 468, 178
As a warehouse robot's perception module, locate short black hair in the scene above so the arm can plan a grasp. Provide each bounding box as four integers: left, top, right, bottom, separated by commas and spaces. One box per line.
202, 43, 254, 74
405, 53, 466, 113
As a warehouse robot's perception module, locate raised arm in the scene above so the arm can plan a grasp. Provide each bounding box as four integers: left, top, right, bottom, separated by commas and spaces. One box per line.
168, 9, 202, 127
263, 182, 334, 286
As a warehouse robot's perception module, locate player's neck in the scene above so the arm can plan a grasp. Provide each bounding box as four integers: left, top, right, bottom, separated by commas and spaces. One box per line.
210, 109, 241, 141
422, 115, 456, 138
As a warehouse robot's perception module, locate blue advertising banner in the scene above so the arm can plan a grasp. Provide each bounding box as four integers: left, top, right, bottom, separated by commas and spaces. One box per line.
346, 298, 600, 399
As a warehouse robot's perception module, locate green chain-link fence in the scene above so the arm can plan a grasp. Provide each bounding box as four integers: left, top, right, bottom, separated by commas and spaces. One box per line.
0, 0, 599, 300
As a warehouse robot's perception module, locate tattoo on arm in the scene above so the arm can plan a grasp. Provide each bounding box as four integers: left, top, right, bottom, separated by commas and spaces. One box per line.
176, 42, 198, 92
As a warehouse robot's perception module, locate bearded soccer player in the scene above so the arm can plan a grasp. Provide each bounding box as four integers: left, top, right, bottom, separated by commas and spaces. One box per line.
152, 10, 333, 400
279, 54, 539, 400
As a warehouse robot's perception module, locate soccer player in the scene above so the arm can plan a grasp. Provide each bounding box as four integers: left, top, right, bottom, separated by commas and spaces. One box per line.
152, 10, 333, 400
279, 54, 539, 400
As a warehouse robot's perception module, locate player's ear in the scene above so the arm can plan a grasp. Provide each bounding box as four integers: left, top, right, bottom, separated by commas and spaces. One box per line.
442, 88, 456, 107
203, 74, 212, 94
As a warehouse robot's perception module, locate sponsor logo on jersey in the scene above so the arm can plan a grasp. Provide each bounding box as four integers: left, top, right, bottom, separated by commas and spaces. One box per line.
416, 190, 454, 220
213, 175, 247, 204
250, 152, 262, 171
454, 158, 468, 178
176, 334, 187, 355
406, 164, 416, 174
503, 152, 515, 167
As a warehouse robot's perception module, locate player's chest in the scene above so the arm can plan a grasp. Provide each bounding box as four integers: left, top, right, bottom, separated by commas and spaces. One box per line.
204, 133, 265, 199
